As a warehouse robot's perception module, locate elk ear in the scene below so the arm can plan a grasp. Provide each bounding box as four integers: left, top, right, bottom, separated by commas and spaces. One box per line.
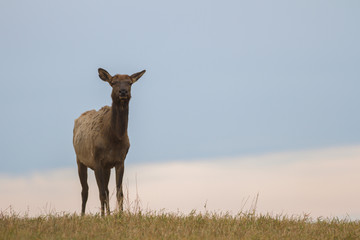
131, 70, 146, 83
98, 68, 112, 83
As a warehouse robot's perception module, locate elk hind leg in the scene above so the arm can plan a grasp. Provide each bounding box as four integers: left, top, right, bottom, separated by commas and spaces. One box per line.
77, 160, 88, 216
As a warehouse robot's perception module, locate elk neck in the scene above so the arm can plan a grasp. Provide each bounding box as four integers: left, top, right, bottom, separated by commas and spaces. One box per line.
110, 100, 129, 141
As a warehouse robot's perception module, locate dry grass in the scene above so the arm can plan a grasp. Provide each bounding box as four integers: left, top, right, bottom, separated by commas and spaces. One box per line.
1, 208, 359, 240
1, 192, 359, 239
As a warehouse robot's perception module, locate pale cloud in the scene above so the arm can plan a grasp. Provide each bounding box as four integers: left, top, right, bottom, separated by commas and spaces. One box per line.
1, 145, 360, 219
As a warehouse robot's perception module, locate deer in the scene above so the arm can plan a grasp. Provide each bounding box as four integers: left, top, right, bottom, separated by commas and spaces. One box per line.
73, 68, 146, 216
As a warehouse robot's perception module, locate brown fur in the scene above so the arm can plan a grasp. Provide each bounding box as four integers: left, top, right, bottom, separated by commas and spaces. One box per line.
73, 68, 145, 216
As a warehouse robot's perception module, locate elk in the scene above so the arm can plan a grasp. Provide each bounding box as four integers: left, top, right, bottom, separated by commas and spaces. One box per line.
73, 68, 145, 216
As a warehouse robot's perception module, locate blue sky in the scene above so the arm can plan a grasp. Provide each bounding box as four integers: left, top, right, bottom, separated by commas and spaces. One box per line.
1, 0, 360, 174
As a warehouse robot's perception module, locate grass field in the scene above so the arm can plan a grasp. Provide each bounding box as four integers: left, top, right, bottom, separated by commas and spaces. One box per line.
1, 209, 359, 240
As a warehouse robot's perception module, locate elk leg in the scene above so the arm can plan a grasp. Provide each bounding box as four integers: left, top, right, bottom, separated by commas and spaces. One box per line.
115, 163, 125, 211
104, 168, 111, 215
77, 160, 88, 216
94, 168, 107, 216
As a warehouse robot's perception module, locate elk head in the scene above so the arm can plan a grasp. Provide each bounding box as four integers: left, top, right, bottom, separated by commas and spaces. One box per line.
98, 68, 146, 106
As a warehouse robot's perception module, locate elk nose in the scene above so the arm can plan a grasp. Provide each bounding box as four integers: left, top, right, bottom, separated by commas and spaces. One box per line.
120, 89, 128, 96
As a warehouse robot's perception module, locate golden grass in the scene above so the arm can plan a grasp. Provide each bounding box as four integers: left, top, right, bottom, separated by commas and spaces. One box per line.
1, 209, 359, 240
1, 193, 359, 239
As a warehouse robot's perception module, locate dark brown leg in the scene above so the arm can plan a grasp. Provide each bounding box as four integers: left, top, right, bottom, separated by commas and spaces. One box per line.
104, 168, 111, 215
77, 160, 88, 216
115, 163, 125, 211
94, 168, 107, 216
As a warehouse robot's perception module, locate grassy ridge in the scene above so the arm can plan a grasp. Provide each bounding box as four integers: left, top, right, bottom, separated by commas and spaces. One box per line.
1, 211, 359, 240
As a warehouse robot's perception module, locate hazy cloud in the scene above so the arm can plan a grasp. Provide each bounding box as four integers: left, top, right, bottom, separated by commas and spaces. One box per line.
1, 145, 359, 219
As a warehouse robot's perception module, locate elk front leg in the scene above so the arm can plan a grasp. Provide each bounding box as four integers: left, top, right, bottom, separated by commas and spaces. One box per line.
115, 163, 125, 211
104, 168, 111, 215
94, 168, 107, 216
